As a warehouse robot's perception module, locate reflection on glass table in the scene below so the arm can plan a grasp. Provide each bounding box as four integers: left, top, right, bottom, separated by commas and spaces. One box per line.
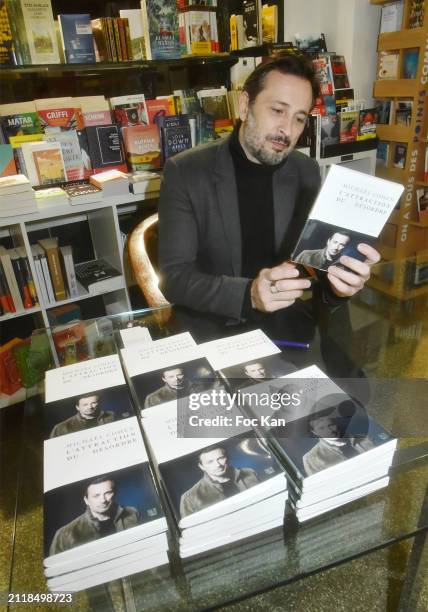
8, 297, 428, 611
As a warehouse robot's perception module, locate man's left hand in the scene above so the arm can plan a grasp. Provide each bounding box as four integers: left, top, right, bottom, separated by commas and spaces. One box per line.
326, 243, 381, 298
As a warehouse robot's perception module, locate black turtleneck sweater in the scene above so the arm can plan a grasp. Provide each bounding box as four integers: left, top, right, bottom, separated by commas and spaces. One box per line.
229, 128, 287, 278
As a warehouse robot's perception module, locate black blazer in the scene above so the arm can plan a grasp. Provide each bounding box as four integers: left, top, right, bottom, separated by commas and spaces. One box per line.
158, 135, 321, 323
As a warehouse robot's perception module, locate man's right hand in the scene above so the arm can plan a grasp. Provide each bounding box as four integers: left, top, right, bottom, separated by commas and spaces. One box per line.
250, 262, 311, 313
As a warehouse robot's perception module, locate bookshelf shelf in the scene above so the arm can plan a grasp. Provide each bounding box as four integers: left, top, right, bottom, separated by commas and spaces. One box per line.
378, 28, 426, 50
409, 219, 428, 227
371, 0, 428, 300
376, 125, 412, 142
0, 305, 41, 323
367, 274, 428, 300
376, 166, 407, 183
0, 55, 237, 79
43, 278, 126, 310
378, 244, 397, 260
0, 191, 159, 229
373, 79, 417, 98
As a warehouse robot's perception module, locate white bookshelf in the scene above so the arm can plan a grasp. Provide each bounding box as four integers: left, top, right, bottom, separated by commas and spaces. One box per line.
317, 150, 377, 182
0, 190, 159, 408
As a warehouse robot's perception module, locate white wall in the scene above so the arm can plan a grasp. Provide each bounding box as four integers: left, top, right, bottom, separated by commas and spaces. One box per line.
284, 0, 382, 106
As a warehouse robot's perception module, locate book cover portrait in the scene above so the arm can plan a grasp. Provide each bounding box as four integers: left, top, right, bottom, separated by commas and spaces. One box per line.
160, 434, 280, 519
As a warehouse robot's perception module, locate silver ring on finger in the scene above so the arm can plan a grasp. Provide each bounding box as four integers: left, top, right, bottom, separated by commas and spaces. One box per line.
270, 281, 279, 294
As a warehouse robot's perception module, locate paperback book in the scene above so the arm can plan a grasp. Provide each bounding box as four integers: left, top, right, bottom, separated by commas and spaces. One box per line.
395, 101, 413, 126
242, 0, 262, 48
121, 332, 224, 413
142, 400, 287, 557
63, 182, 103, 205
294, 33, 327, 54
156, 114, 192, 160
357, 109, 378, 140
110, 94, 149, 127
201, 329, 296, 394
233, 364, 397, 522
119, 9, 146, 60
122, 124, 162, 171
0, 101, 42, 140
58, 14, 96, 64
0, 144, 17, 176
291, 164, 404, 272
74, 258, 122, 295
84, 125, 127, 174
15, 0, 60, 64
339, 110, 359, 143
43, 354, 168, 589
140, 0, 181, 60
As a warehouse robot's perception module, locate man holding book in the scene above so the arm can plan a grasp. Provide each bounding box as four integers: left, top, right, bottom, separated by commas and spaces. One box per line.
159, 54, 380, 340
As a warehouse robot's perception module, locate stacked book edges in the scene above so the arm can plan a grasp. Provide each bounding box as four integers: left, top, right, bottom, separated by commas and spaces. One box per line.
0, 174, 36, 217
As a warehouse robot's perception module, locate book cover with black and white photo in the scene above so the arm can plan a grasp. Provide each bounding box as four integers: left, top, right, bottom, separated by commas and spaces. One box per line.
291, 164, 405, 272
43, 354, 168, 589
201, 329, 296, 393
142, 400, 287, 557
227, 361, 397, 522
121, 332, 224, 413
256, 367, 395, 521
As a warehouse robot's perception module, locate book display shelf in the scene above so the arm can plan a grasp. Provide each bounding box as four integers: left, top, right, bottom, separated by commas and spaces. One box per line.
371, 0, 428, 301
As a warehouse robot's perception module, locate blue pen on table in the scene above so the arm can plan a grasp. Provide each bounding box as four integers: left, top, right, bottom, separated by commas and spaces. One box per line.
273, 339, 310, 349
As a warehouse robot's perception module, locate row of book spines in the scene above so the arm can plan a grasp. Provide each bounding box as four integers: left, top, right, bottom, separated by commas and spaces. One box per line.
0, 7, 134, 65
32, 242, 77, 305
0, 249, 38, 315
91, 17, 133, 63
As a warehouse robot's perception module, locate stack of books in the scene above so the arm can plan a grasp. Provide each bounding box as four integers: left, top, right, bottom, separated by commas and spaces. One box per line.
89, 169, 130, 196
230, 363, 397, 523
143, 400, 287, 558
43, 354, 169, 592
120, 331, 288, 558
0, 174, 37, 217
200, 329, 398, 523
35, 187, 69, 210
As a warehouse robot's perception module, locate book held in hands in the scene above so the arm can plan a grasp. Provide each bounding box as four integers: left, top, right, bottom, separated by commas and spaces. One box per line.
291, 164, 404, 272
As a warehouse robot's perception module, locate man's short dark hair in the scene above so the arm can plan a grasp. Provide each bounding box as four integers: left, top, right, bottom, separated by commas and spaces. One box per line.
243, 53, 320, 105
76, 393, 99, 405
244, 360, 263, 370
85, 475, 115, 497
162, 366, 183, 376
330, 230, 351, 240
198, 445, 227, 464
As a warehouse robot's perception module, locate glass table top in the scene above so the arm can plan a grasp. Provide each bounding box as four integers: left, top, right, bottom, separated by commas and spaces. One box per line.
4, 293, 428, 611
